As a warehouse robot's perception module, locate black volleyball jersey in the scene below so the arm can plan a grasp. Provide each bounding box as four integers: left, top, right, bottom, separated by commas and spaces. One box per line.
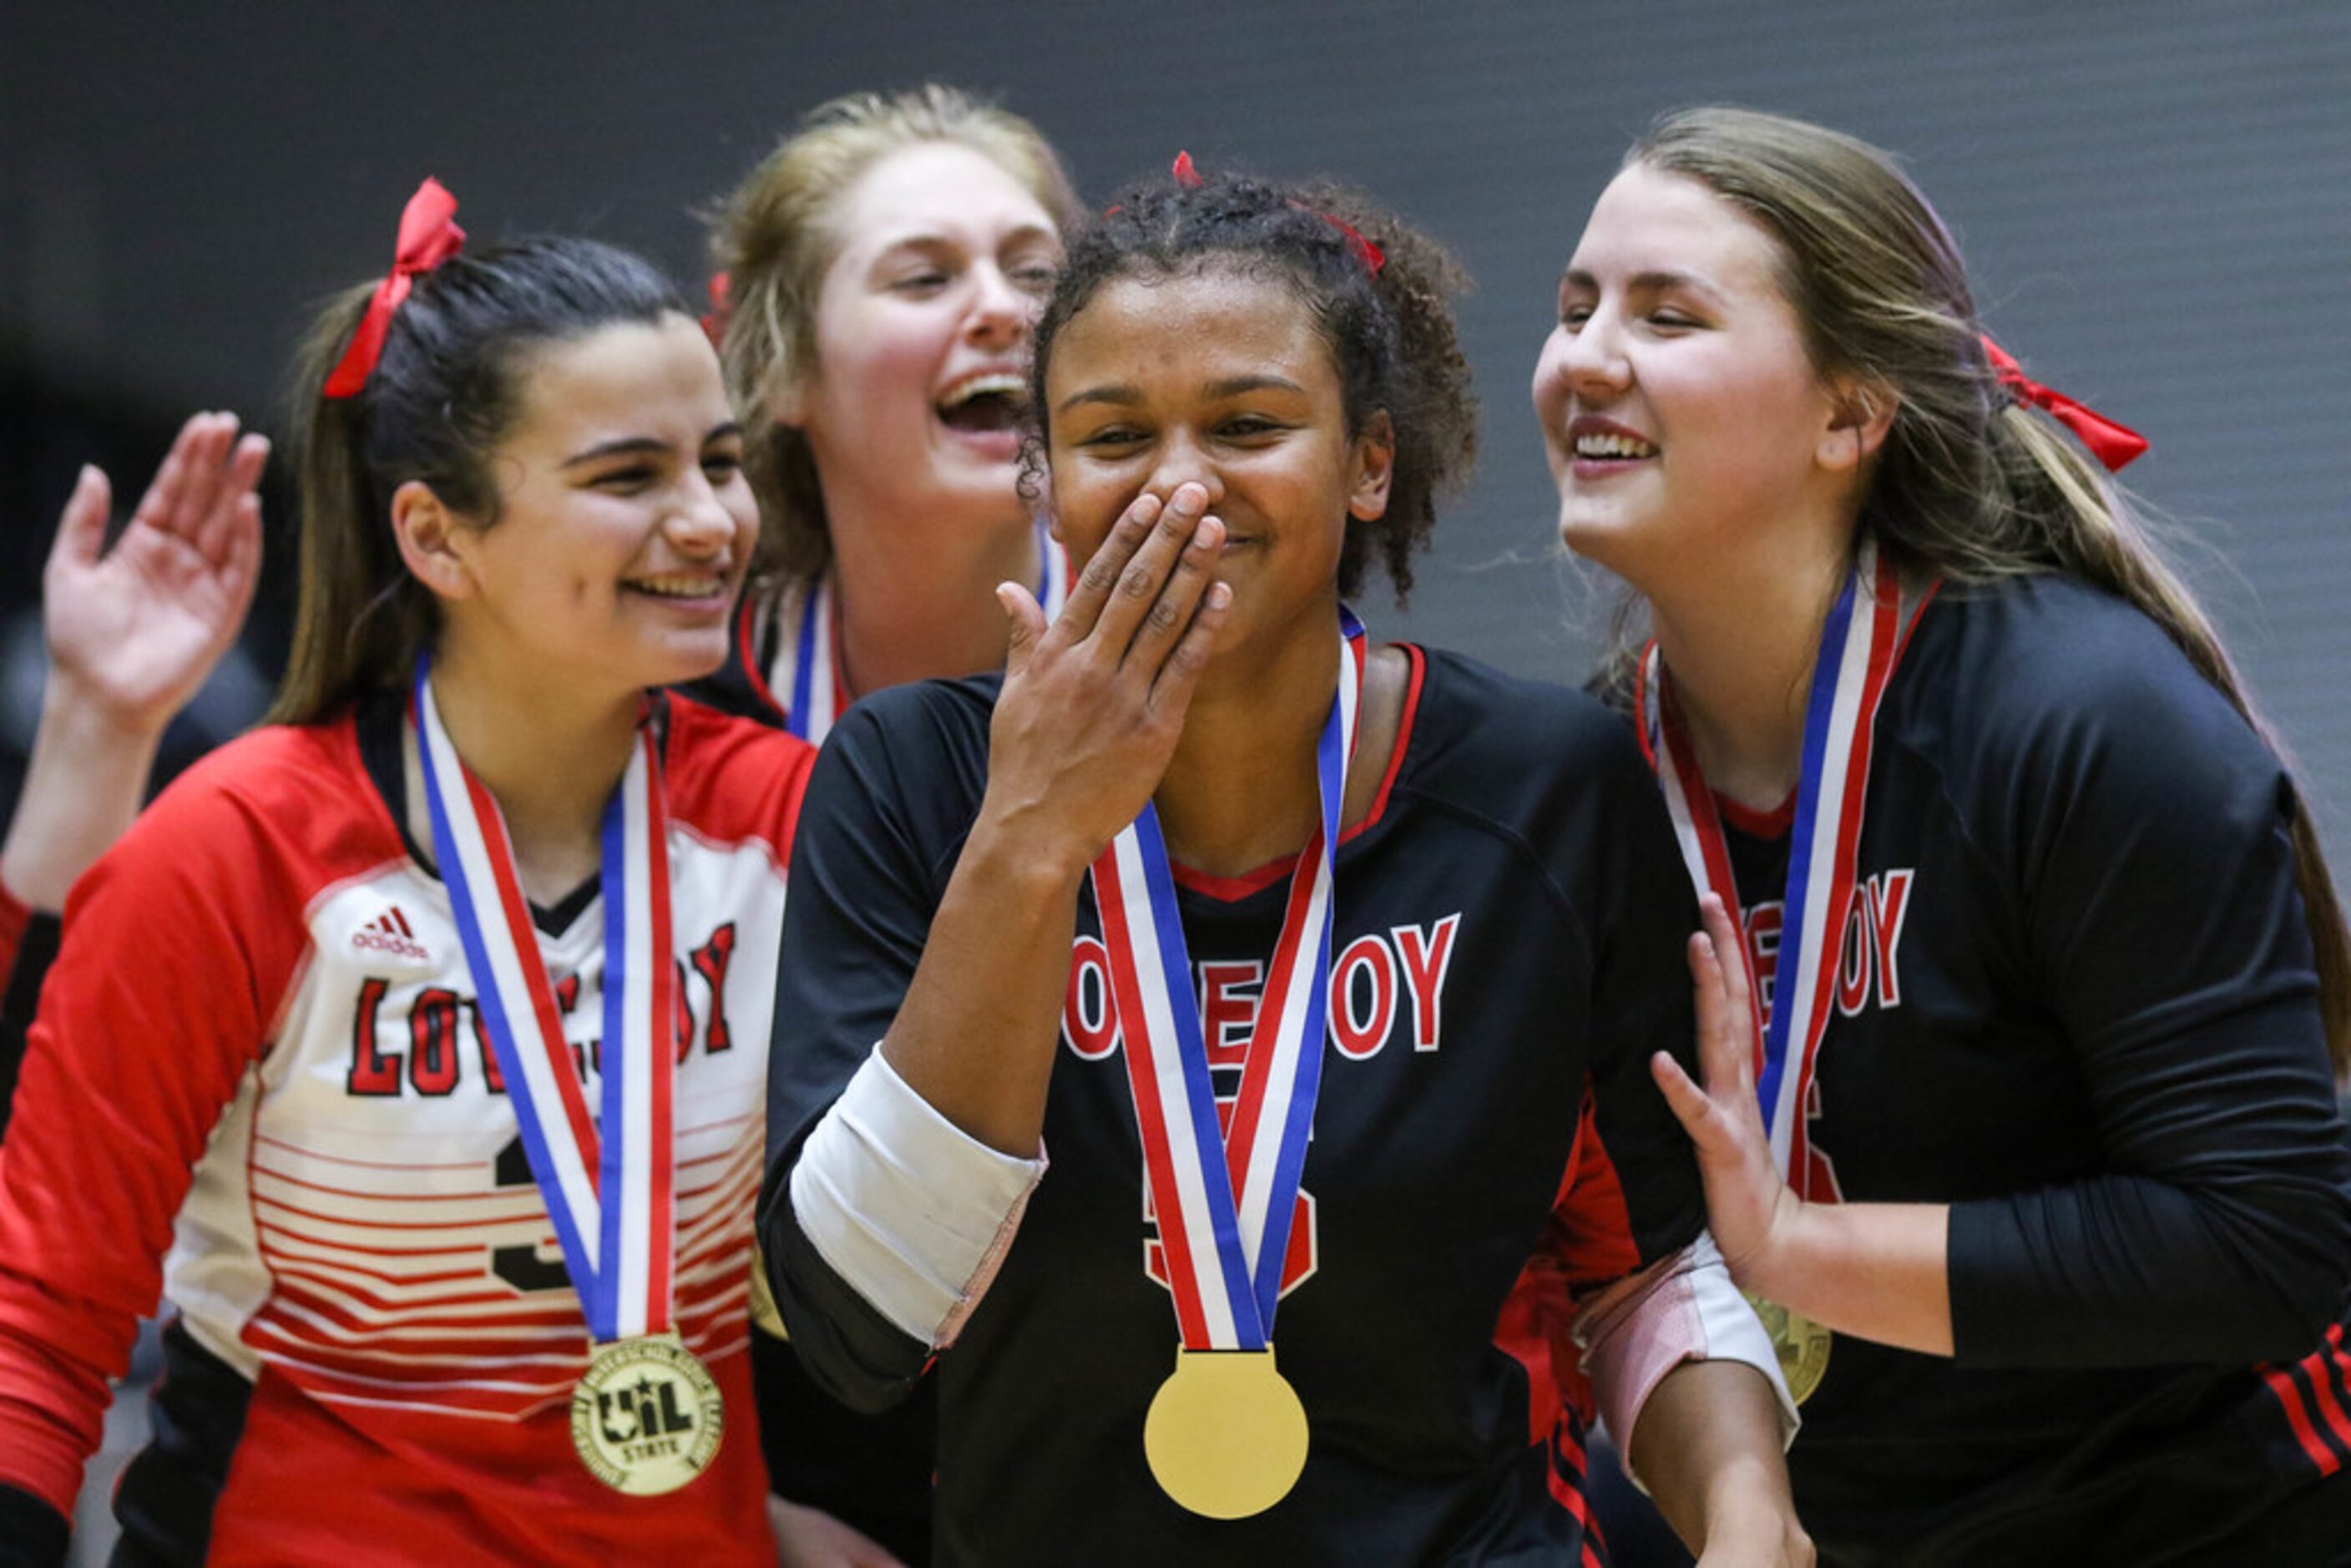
1694, 574, 2351, 1565
682, 589, 943, 1556
763, 646, 1711, 1566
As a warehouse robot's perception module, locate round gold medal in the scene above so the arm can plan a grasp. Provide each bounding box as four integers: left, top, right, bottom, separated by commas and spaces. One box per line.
1142, 1346, 1309, 1520
569, 1333, 724, 1495
1743, 1292, 1833, 1406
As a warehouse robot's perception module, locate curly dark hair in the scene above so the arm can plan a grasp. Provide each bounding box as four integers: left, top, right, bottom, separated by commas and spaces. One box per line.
1024, 168, 1477, 603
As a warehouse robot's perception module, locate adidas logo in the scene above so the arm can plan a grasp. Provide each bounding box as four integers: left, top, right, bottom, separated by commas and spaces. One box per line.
351, 905, 432, 965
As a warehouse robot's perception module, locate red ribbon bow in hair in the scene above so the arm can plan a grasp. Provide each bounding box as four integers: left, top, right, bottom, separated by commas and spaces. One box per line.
1981, 335, 2147, 472
1166, 149, 1386, 277
323, 178, 467, 399
702, 271, 733, 348
1312, 210, 1387, 279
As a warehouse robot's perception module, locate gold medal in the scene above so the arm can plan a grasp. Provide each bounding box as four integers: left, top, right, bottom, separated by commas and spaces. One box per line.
749, 1243, 789, 1340
1744, 1292, 1833, 1406
569, 1333, 724, 1495
1142, 1346, 1309, 1519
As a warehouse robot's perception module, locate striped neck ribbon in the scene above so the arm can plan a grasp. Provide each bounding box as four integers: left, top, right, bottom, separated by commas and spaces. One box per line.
1638, 542, 1934, 1189
780, 518, 1070, 745
413, 657, 679, 1343
1090, 608, 1366, 1348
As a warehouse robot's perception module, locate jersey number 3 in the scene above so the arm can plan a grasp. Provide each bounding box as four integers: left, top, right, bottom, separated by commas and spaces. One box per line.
489, 1134, 573, 1294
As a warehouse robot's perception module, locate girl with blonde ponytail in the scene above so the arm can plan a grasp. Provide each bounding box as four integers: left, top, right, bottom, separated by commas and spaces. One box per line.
1538, 105, 2351, 1563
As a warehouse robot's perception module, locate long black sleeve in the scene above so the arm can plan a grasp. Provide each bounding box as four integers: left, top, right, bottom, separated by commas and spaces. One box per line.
1947, 625, 2351, 1365
757, 682, 994, 1411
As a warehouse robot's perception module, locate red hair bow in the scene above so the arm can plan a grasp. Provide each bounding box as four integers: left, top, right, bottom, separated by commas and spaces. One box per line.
1981, 335, 2147, 472
702, 271, 733, 348
1313, 210, 1387, 279
1167, 149, 1386, 277
323, 178, 467, 399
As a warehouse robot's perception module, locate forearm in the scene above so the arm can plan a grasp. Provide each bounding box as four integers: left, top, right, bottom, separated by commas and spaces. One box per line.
877, 809, 1087, 1157
1946, 1167, 2351, 1365
1627, 1359, 1802, 1558
1750, 1201, 1952, 1358
768, 803, 1082, 1380
0, 679, 164, 913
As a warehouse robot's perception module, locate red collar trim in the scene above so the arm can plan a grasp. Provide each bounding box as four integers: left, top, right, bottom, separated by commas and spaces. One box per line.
737, 592, 785, 722
1714, 787, 1796, 841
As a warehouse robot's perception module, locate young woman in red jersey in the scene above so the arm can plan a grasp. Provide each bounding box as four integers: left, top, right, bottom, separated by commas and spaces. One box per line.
0, 185, 814, 1565
1537, 107, 2351, 1565
763, 163, 1808, 1566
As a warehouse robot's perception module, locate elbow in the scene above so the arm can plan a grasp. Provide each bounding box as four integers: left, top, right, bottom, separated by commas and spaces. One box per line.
771, 1310, 925, 1418
2247, 1250, 2351, 1364
2219, 1190, 2351, 1363
754, 1181, 933, 1414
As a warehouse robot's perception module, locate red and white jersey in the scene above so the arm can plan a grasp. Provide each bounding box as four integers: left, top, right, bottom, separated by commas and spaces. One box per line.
0, 694, 813, 1564
0, 880, 26, 987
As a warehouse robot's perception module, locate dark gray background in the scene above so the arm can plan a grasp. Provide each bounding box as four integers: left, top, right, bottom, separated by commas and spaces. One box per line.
5, 1, 2346, 857
3, 6, 2346, 1557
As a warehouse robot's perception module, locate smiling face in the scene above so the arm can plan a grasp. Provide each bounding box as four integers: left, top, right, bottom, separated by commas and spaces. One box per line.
785, 141, 1061, 538
1532, 162, 1857, 586
424, 312, 756, 697
1044, 266, 1392, 665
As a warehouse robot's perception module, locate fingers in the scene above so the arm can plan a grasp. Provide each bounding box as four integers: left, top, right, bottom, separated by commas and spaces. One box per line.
164, 414, 236, 558
216, 493, 265, 627
1125, 511, 1224, 670
1649, 1049, 1718, 1142
1687, 929, 1737, 1091
126, 413, 268, 564
1057, 490, 1163, 634
200, 431, 271, 561
995, 581, 1049, 678
47, 465, 113, 576
1144, 579, 1232, 722
1091, 482, 1213, 659
1699, 892, 1756, 1039
1689, 898, 1754, 1092
134, 412, 222, 546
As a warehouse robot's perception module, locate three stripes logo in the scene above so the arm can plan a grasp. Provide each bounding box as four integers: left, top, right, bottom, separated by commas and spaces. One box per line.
351, 905, 432, 966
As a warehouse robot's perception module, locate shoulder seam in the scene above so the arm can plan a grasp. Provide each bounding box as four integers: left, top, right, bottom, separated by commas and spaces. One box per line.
1384, 781, 1593, 955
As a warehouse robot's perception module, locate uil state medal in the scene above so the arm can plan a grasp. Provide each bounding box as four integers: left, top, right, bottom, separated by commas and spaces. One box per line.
417, 663, 717, 1494
571, 1333, 725, 1496
1745, 1291, 1833, 1406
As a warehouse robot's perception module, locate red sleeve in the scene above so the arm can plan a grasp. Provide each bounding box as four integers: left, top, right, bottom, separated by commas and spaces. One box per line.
662, 694, 817, 859
1497, 1095, 1644, 1438
0, 736, 322, 1516
0, 878, 27, 989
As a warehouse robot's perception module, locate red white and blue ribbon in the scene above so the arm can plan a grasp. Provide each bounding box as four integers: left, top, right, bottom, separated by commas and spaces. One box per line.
1639, 543, 1932, 1187
785, 569, 847, 745
1090, 609, 1364, 1348
778, 518, 1071, 744
413, 658, 679, 1343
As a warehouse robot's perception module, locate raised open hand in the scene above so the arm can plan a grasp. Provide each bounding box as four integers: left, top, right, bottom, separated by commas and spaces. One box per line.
980, 481, 1230, 878
43, 411, 267, 731
1651, 893, 1803, 1287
